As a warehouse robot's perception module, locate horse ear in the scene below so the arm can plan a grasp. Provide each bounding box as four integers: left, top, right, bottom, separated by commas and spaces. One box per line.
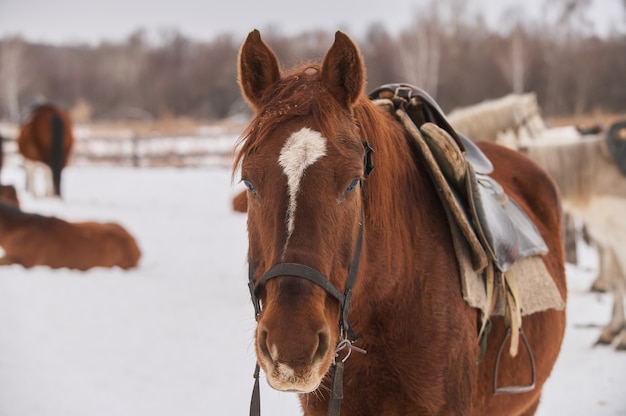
320, 31, 365, 107
238, 29, 281, 111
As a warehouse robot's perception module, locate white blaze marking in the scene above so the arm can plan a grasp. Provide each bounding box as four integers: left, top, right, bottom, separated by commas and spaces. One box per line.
278, 127, 327, 247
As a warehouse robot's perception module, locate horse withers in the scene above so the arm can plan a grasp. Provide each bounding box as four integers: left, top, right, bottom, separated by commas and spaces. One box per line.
17, 102, 75, 198
235, 30, 566, 415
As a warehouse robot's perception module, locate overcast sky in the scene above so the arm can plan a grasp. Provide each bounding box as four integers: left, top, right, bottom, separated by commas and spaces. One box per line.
0, 0, 624, 45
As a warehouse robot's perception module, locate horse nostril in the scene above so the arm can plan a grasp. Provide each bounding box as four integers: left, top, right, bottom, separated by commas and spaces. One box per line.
314, 329, 330, 362
258, 329, 273, 362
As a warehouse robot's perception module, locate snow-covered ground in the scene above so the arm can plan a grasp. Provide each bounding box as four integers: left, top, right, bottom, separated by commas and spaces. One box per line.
0, 163, 625, 415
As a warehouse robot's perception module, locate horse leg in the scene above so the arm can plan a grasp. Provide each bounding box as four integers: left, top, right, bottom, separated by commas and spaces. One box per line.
608, 272, 626, 351
596, 247, 625, 346
616, 326, 626, 351
563, 211, 578, 265
24, 159, 36, 196
42, 164, 54, 197
50, 114, 64, 197
590, 241, 611, 293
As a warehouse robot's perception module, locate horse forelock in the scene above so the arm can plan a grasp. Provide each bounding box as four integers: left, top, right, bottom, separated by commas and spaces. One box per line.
234, 64, 357, 176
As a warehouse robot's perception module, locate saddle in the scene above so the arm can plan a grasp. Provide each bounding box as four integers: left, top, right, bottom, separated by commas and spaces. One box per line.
369, 85, 561, 389
369, 84, 548, 274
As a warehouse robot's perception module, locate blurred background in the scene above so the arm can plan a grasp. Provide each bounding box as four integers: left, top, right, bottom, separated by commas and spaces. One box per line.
1, 1, 626, 415
0, 0, 625, 127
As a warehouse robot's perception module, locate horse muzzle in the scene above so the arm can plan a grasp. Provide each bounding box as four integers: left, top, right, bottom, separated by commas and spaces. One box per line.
255, 318, 334, 393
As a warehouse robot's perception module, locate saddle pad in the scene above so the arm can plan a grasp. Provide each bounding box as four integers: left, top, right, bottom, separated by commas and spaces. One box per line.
452, 217, 565, 316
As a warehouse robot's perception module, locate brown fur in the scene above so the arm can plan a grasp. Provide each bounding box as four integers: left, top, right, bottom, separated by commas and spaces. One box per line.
231, 190, 247, 213
17, 103, 75, 196
0, 202, 141, 271
236, 30, 566, 415
0, 184, 20, 208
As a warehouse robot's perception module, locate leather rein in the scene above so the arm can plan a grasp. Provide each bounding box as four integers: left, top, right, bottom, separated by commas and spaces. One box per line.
247, 142, 373, 416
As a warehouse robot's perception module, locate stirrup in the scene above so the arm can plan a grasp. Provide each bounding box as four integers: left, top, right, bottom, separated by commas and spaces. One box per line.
493, 327, 536, 394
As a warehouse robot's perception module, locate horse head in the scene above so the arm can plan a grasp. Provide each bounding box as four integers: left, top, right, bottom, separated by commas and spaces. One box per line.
236, 30, 369, 393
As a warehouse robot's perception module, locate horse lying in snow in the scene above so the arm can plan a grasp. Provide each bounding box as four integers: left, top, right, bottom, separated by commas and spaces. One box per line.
0, 202, 141, 271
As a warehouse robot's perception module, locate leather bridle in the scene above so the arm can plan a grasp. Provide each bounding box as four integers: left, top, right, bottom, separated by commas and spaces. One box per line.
247, 142, 373, 416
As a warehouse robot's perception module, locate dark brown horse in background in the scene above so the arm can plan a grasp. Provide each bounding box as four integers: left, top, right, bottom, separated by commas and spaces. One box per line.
235, 30, 566, 415
0, 201, 141, 271
17, 103, 74, 197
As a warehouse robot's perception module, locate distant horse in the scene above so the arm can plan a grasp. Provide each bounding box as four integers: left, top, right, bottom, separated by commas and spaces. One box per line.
17, 103, 75, 197
231, 190, 247, 213
0, 202, 141, 270
235, 30, 566, 415
524, 124, 626, 351
447, 93, 547, 146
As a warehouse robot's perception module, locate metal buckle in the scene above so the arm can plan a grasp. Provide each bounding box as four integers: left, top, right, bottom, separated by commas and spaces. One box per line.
333, 330, 367, 364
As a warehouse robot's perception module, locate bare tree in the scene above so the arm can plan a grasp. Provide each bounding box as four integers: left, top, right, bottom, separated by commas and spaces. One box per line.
397, 1, 441, 96
496, 6, 530, 95
542, 0, 593, 115
0, 37, 25, 122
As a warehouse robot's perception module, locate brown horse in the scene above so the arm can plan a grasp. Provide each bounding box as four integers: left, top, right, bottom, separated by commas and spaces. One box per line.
0, 202, 141, 271
17, 103, 75, 197
235, 30, 566, 415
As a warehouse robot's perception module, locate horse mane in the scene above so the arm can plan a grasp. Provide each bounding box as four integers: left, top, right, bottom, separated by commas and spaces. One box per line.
448, 93, 546, 143
352, 97, 425, 233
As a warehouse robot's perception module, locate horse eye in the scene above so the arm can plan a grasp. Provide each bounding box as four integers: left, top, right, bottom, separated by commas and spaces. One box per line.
243, 179, 256, 194
345, 178, 361, 194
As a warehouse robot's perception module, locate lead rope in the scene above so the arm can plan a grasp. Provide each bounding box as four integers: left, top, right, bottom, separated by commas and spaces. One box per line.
250, 364, 261, 416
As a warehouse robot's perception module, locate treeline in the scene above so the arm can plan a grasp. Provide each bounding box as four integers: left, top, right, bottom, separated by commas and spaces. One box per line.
1, 2, 625, 122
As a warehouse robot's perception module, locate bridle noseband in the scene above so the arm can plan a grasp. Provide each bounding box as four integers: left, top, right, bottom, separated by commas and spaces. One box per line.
247, 142, 373, 416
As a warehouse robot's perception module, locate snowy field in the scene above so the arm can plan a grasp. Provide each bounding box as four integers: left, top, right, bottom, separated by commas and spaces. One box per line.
1, 163, 625, 416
